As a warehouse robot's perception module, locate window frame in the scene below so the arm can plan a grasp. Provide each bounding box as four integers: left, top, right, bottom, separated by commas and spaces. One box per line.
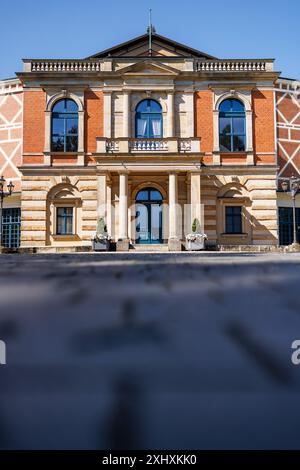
219, 99, 246, 153
225, 205, 243, 234
51, 99, 79, 153
135, 99, 163, 139
56, 206, 74, 236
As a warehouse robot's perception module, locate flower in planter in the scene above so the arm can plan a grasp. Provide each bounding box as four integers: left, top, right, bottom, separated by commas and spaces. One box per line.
186, 218, 207, 244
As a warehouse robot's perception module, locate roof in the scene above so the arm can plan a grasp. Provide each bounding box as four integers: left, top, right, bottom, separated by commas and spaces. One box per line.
86, 32, 218, 60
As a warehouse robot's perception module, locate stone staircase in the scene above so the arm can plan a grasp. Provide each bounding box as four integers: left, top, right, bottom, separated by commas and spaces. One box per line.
131, 244, 169, 252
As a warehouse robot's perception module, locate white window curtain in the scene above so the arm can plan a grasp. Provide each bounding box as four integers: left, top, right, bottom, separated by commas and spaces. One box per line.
151, 119, 161, 137
137, 118, 147, 137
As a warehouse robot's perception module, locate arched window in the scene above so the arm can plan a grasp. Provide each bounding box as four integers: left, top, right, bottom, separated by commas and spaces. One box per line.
219, 99, 246, 152
135, 99, 162, 138
51, 99, 78, 152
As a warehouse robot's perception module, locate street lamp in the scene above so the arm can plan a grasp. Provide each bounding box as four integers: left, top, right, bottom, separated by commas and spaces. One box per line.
281, 176, 300, 248
0, 175, 15, 248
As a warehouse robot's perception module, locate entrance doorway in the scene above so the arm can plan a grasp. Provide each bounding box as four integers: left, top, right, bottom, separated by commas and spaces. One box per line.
135, 187, 163, 244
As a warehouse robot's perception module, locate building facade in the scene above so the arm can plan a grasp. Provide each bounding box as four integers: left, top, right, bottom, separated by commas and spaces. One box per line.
0, 32, 288, 250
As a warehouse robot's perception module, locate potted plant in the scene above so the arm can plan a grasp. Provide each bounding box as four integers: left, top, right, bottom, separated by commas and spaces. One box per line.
92, 217, 110, 251
186, 218, 207, 251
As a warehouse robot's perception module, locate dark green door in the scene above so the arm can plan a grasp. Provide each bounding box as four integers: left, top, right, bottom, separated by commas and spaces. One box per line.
135, 188, 163, 244
279, 207, 300, 245
1, 208, 21, 248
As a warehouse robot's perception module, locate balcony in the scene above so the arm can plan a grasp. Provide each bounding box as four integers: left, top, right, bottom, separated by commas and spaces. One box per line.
96, 138, 201, 155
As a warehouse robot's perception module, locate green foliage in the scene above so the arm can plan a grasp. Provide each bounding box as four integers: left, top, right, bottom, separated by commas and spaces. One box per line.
192, 218, 200, 233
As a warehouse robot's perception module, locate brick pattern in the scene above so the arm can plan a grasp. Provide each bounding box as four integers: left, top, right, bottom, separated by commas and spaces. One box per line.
276, 80, 300, 178
0, 80, 23, 191
252, 89, 276, 163
85, 90, 103, 154
23, 90, 45, 156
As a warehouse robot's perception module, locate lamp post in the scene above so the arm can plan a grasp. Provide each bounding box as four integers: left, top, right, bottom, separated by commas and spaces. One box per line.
0, 175, 15, 248
281, 176, 300, 249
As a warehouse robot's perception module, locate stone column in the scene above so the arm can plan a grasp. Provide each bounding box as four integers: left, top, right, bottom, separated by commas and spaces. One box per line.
103, 91, 112, 138
123, 90, 131, 138
246, 110, 254, 165
168, 172, 181, 251
190, 171, 202, 232
106, 178, 112, 238
117, 172, 129, 251
97, 173, 108, 220
213, 110, 221, 165
167, 91, 175, 138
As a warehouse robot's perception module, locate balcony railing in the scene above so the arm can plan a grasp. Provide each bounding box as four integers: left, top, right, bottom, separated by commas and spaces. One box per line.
96, 138, 201, 155
27, 59, 102, 73
24, 58, 274, 74
130, 139, 168, 152
194, 59, 274, 72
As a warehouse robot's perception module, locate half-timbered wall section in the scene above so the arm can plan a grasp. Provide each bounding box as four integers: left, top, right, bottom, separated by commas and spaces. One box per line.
276, 78, 300, 245
276, 78, 300, 179
0, 78, 23, 199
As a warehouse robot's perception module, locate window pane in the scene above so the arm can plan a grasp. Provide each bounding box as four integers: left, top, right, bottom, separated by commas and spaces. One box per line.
66, 136, 78, 152
219, 117, 231, 134
220, 134, 231, 152
136, 100, 149, 112
150, 190, 162, 201
52, 118, 65, 135
233, 135, 245, 152
136, 99, 161, 113
66, 118, 78, 135
150, 118, 162, 137
65, 207, 73, 216
136, 190, 148, 201
66, 216, 73, 234
225, 206, 242, 233
136, 117, 148, 137
231, 99, 245, 112
233, 117, 245, 134
52, 100, 66, 113
148, 100, 162, 112
65, 100, 78, 112
57, 216, 65, 235
219, 99, 231, 112
51, 135, 64, 152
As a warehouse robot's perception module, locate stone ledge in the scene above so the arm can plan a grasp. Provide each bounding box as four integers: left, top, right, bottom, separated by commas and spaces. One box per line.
217, 244, 282, 252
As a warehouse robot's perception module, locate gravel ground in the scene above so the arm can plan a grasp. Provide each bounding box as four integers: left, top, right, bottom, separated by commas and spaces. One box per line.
0, 251, 300, 449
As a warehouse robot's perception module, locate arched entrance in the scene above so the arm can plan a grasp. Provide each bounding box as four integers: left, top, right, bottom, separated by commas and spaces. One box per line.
135, 187, 163, 244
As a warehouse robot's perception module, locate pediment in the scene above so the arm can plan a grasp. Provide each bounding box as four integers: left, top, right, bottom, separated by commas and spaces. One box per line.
87, 33, 217, 59
118, 60, 179, 76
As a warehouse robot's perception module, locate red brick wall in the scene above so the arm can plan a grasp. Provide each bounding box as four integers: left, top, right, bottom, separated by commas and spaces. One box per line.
23, 90, 45, 155
194, 90, 213, 154
252, 89, 275, 163
85, 90, 103, 153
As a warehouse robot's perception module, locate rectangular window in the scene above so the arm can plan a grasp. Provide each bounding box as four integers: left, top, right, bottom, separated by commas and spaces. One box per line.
56, 207, 73, 235
225, 206, 242, 234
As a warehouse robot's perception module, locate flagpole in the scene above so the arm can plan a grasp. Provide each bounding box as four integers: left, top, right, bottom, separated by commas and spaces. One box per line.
148, 8, 152, 56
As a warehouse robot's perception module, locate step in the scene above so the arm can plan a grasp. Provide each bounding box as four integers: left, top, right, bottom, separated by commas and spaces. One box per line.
131, 244, 169, 252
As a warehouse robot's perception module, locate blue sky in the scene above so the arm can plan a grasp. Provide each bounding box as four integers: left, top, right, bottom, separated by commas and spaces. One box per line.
1, 0, 299, 80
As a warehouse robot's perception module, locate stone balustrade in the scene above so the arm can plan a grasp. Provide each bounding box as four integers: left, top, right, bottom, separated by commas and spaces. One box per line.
194, 59, 274, 72
24, 59, 274, 74
96, 138, 201, 154
29, 60, 102, 72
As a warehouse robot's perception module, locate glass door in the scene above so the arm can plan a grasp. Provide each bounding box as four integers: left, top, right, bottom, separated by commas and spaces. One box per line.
135, 188, 163, 244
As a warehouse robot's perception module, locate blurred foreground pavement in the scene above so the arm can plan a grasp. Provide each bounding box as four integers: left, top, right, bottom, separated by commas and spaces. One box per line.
1, 252, 300, 449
